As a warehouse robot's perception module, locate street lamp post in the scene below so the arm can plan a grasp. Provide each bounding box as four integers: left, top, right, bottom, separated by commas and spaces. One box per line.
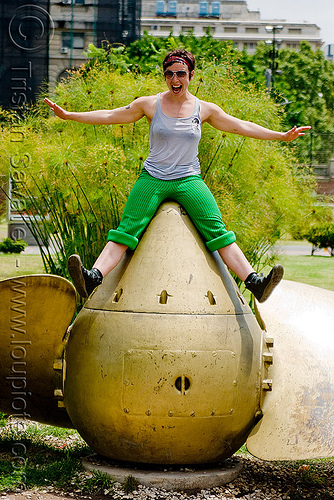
265, 25, 283, 93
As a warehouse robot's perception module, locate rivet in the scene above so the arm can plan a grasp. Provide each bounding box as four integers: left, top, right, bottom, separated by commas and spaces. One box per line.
229, 408, 234, 415
53, 359, 63, 371
263, 352, 274, 364
123, 408, 130, 413
231, 352, 236, 358
168, 410, 174, 417
211, 411, 215, 416
145, 410, 151, 416
190, 411, 195, 417
266, 337, 274, 348
233, 380, 237, 386
262, 379, 273, 391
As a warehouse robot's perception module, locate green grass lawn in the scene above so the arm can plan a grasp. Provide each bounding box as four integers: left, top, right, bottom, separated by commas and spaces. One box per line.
268, 254, 334, 292
0, 223, 7, 241
0, 223, 45, 280
0, 253, 45, 281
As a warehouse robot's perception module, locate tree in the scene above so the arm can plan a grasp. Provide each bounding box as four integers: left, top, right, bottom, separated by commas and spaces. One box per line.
304, 223, 334, 256
237, 41, 334, 163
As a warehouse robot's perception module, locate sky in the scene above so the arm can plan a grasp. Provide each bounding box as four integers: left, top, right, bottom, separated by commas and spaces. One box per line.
246, 0, 334, 46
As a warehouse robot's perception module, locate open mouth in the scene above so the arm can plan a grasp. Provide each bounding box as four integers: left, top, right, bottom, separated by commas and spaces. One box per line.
172, 84, 182, 94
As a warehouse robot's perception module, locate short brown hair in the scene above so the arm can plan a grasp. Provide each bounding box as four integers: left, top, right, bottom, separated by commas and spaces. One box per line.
163, 49, 195, 75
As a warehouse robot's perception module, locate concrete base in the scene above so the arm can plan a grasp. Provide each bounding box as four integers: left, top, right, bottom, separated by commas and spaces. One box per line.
82, 456, 243, 492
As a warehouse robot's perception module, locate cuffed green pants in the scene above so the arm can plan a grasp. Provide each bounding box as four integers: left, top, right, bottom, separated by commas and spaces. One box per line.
107, 169, 236, 251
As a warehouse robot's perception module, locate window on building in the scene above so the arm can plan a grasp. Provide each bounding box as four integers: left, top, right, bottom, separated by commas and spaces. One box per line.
243, 42, 256, 50
156, 0, 165, 16
224, 26, 237, 33
62, 32, 85, 49
159, 25, 173, 32
288, 28, 302, 34
203, 26, 215, 34
167, 0, 177, 16
199, 1, 208, 17
211, 1, 220, 17
61, 0, 85, 4
181, 26, 193, 33
245, 27, 258, 33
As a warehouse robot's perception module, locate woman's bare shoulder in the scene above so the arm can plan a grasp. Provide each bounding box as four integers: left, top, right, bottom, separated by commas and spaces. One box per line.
134, 95, 158, 119
198, 99, 222, 122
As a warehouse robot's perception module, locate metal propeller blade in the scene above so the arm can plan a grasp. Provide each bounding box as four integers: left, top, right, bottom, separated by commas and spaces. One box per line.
247, 279, 334, 460
0, 274, 76, 427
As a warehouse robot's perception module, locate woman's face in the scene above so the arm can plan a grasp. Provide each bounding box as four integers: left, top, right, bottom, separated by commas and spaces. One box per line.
164, 62, 194, 97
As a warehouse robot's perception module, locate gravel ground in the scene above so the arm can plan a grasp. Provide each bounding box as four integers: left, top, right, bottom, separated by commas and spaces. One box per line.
1, 421, 334, 500
2, 454, 333, 500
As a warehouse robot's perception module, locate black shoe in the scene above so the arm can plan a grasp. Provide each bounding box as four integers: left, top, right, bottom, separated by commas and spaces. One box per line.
68, 254, 103, 298
245, 265, 284, 303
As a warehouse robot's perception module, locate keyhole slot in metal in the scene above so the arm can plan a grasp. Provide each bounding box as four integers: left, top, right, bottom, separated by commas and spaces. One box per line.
113, 288, 123, 302
175, 375, 191, 395
206, 290, 216, 305
159, 290, 170, 304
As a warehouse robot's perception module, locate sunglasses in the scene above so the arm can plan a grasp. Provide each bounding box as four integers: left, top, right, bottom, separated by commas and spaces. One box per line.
164, 70, 188, 79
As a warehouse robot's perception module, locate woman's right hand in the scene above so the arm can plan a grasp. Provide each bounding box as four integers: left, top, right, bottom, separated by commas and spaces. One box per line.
44, 98, 69, 120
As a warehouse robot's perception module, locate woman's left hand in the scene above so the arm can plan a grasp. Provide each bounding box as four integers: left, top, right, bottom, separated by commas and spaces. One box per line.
282, 125, 312, 142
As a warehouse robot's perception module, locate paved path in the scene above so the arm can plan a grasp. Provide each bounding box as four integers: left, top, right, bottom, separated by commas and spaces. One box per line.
273, 243, 331, 257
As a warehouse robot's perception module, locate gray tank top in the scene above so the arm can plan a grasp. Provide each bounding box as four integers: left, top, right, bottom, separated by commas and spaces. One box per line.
143, 93, 202, 180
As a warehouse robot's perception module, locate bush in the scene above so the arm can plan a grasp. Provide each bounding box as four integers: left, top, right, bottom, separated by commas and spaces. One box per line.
304, 223, 334, 255
0, 238, 27, 254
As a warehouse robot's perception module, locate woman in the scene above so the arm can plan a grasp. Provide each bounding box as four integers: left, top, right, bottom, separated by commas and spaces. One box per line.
44, 49, 310, 302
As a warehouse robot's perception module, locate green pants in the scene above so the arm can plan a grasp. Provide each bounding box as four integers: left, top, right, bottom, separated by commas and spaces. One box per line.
107, 169, 236, 251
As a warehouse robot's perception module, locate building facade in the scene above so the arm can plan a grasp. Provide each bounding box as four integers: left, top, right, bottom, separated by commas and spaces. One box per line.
0, 0, 141, 101
48, 0, 323, 86
141, 0, 322, 53
49, 0, 141, 86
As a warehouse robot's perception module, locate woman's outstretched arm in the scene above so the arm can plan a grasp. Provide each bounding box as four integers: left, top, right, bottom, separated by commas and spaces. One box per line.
44, 96, 151, 125
201, 101, 311, 141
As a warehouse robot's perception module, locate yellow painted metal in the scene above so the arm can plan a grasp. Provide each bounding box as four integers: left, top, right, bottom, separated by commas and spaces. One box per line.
64, 203, 265, 463
0, 275, 76, 427
87, 203, 249, 316
247, 280, 334, 460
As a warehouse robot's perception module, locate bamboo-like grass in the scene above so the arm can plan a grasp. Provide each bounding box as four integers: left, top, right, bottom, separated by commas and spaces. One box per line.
0, 61, 324, 287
